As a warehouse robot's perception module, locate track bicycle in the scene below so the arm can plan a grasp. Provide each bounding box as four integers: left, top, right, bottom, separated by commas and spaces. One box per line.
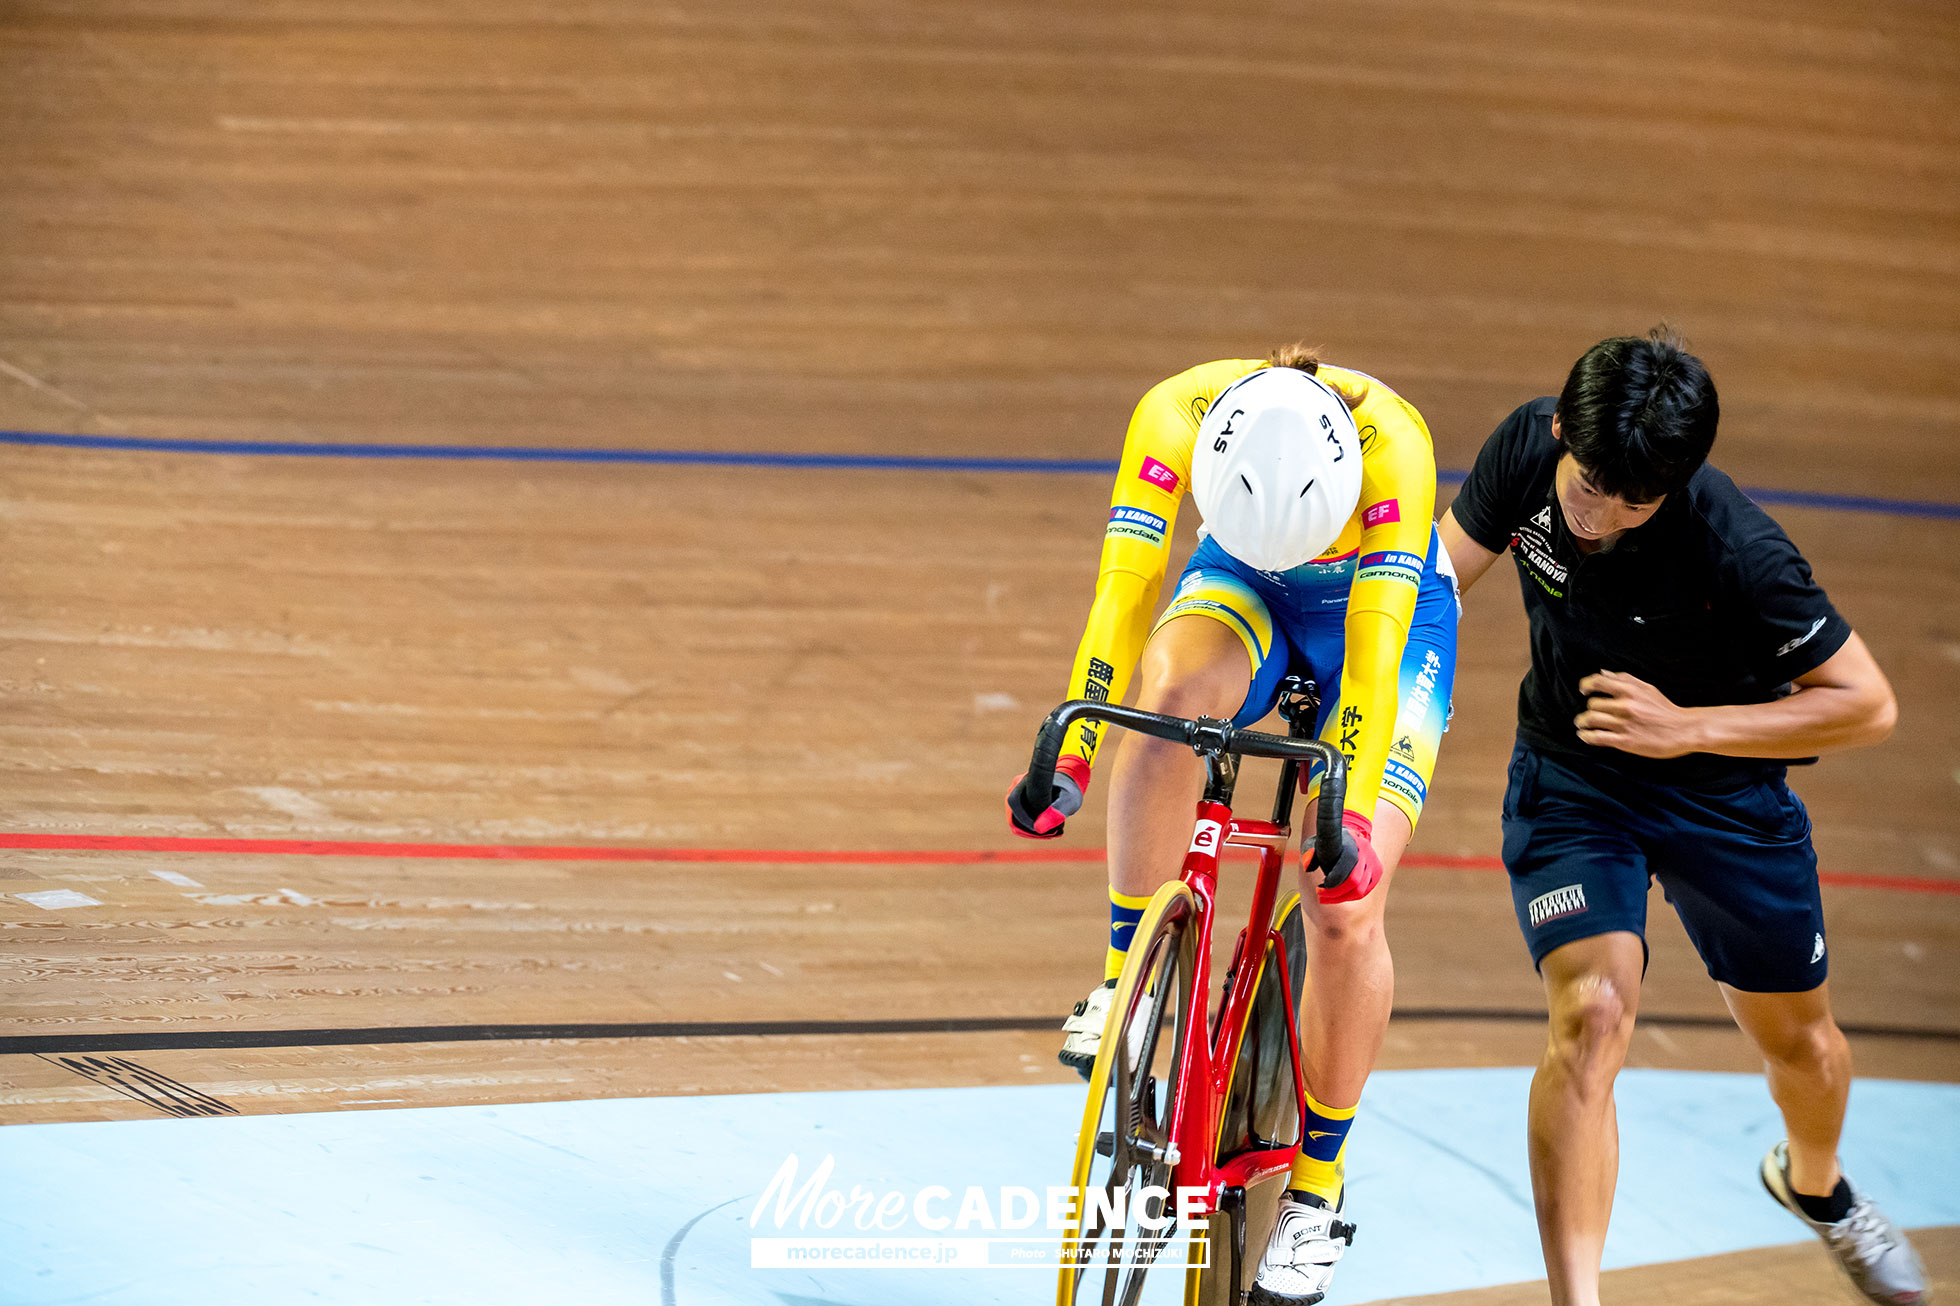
1012, 678, 1353, 1306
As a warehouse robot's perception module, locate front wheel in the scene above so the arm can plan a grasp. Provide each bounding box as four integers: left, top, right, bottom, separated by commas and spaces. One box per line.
1192, 890, 1309, 1305
1057, 881, 1200, 1306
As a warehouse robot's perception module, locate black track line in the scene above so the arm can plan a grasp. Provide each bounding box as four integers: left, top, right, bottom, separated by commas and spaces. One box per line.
3, 1009, 1956, 1056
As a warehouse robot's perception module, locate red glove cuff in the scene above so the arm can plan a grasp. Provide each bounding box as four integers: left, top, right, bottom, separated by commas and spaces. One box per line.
1007, 756, 1093, 839
1317, 809, 1384, 905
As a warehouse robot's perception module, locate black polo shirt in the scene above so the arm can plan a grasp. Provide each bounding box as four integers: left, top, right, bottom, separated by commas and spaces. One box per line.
1451, 398, 1853, 788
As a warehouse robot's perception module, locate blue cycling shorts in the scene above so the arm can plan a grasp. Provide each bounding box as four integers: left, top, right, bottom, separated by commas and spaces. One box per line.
1152, 524, 1460, 825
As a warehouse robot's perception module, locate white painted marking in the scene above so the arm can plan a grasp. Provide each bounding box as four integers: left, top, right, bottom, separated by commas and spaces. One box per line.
0, 352, 100, 416
972, 691, 1019, 713
239, 787, 333, 820
568, 667, 638, 695
15, 889, 101, 910
1645, 1025, 1683, 1056
280, 889, 318, 906
150, 870, 203, 888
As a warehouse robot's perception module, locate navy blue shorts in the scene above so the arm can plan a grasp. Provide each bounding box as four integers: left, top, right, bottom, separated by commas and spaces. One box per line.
1501, 743, 1827, 993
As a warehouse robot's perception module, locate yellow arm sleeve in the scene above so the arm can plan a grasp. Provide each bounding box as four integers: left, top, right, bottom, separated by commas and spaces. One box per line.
1322, 371, 1438, 823
1060, 360, 1258, 769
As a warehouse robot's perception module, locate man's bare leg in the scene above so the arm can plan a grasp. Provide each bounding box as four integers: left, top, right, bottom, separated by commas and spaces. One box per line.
1529, 932, 1646, 1306
1723, 982, 1850, 1198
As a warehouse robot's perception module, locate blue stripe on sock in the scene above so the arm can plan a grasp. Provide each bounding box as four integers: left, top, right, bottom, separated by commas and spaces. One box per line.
1110, 901, 1147, 955
1300, 1106, 1356, 1163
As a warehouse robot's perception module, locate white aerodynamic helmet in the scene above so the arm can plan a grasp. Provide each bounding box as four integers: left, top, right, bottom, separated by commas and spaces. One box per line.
1192, 367, 1364, 572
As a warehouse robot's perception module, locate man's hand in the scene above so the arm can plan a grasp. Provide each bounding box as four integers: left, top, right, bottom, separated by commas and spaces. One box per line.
1575, 671, 1703, 758
1006, 756, 1090, 838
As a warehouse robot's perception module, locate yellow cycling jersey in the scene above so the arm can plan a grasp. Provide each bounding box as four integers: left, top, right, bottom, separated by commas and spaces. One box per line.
1062, 358, 1438, 824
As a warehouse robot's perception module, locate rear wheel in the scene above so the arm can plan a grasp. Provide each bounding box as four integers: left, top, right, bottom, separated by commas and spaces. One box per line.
1057, 881, 1199, 1306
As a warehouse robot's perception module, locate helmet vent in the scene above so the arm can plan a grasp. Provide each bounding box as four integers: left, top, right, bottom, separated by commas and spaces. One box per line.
1299, 478, 1317, 497
1238, 474, 1254, 495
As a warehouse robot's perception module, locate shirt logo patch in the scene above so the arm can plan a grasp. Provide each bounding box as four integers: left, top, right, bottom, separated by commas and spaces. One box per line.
1512, 503, 1568, 596
1382, 759, 1427, 806
1106, 506, 1168, 548
1355, 550, 1424, 587
1527, 884, 1588, 928
1362, 498, 1401, 527
1137, 456, 1180, 494
1812, 933, 1826, 964
1776, 616, 1828, 658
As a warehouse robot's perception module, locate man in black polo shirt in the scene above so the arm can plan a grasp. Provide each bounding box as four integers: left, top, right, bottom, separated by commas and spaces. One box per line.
1440, 331, 1927, 1306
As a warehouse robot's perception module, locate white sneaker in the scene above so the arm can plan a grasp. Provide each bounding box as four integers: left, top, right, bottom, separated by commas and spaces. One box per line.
1761, 1142, 1929, 1305
1247, 1190, 1354, 1306
1059, 979, 1117, 1079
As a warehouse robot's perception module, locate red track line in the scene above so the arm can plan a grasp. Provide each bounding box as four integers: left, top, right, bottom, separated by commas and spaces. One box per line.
0, 832, 1099, 864
3, 831, 1956, 895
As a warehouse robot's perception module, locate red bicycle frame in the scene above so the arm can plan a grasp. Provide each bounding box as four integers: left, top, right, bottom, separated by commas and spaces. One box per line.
1167, 799, 1308, 1212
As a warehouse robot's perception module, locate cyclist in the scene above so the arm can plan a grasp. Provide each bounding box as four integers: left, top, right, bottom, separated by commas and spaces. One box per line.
1007, 346, 1460, 1305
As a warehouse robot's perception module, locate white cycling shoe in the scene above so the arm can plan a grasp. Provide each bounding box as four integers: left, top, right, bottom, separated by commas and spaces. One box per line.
1247, 1189, 1355, 1306
1059, 979, 1117, 1079
1059, 978, 1160, 1081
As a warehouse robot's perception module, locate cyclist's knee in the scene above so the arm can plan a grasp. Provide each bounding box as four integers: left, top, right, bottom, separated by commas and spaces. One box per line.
1307, 894, 1387, 950
1136, 625, 1250, 721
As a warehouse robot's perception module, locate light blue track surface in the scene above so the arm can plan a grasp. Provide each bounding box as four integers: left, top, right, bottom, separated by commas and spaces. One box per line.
2, 1068, 1955, 1306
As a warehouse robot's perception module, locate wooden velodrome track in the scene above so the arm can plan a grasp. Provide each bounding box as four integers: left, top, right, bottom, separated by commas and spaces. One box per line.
1, 1, 1956, 1301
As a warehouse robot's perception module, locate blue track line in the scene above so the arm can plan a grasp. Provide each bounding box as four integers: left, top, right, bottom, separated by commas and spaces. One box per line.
5, 428, 1957, 521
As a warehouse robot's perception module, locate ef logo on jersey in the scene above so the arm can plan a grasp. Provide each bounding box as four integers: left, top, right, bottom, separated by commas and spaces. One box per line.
1137, 456, 1180, 494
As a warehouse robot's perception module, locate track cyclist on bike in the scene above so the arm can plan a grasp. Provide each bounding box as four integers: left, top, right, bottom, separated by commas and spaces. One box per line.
1007, 346, 1460, 1305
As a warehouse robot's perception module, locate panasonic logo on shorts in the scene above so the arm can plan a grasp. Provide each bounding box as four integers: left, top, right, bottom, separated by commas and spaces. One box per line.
1527, 884, 1588, 928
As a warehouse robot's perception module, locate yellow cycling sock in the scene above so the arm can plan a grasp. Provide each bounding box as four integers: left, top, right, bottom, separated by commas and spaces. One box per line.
1105, 887, 1153, 982
1287, 1090, 1357, 1204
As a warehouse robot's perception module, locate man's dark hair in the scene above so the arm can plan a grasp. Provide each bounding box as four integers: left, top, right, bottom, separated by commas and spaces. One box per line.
1555, 327, 1719, 502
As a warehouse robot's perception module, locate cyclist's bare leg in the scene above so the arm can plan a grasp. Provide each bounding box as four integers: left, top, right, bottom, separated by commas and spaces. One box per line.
1296, 799, 1412, 1112
1105, 616, 1252, 900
